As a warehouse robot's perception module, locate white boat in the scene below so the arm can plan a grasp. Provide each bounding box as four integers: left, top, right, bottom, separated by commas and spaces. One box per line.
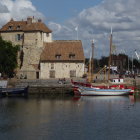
78, 86, 131, 96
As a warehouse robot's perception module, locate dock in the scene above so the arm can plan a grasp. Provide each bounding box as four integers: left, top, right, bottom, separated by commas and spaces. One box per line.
5, 76, 140, 97
7, 79, 74, 97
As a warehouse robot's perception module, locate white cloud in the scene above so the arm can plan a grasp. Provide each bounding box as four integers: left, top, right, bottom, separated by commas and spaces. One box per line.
0, 0, 44, 27
1, 0, 140, 59
48, 22, 62, 34
49, 0, 140, 58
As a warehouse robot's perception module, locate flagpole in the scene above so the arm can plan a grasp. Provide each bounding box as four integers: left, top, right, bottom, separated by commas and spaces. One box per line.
75, 26, 79, 40
77, 29, 78, 40
91, 40, 94, 82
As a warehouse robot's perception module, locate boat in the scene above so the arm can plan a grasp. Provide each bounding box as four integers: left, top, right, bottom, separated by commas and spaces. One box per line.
72, 29, 135, 96
0, 86, 28, 97
71, 79, 135, 95
78, 86, 131, 96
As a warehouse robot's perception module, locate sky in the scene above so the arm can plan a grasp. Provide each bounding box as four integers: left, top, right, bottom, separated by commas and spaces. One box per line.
0, 0, 140, 59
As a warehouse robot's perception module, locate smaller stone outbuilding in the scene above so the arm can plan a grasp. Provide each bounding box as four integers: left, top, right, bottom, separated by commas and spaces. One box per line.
40, 40, 85, 79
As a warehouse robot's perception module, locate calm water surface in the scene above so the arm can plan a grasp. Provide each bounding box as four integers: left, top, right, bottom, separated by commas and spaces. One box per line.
0, 95, 140, 140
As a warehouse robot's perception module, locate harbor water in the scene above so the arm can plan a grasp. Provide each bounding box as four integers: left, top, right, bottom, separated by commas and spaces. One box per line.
0, 95, 140, 140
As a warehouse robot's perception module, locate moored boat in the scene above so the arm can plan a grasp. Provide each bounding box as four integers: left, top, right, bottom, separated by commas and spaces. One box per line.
0, 86, 28, 97
78, 86, 131, 96
71, 79, 135, 95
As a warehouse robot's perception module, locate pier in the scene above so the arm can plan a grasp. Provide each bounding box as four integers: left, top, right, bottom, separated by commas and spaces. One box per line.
6, 76, 140, 96
7, 79, 74, 97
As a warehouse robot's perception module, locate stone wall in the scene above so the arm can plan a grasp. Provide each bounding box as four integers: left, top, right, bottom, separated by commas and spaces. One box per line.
1, 32, 23, 46
1, 31, 45, 79
18, 32, 45, 79
43, 32, 52, 42
24, 32, 44, 48
40, 62, 85, 79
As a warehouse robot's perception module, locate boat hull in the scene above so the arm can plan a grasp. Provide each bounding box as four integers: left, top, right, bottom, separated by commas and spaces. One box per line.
78, 87, 131, 96
0, 86, 28, 97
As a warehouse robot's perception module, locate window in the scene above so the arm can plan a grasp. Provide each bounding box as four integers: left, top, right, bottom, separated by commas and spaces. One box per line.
55, 54, 61, 59
51, 63, 54, 69
17, 34, 21, 41
8, 26, 12, 30
69, 54, 75, 59
70, 70, 76, 77
50, 70, 55, 78
35, 39, 38, 45
15, 34, 21, 41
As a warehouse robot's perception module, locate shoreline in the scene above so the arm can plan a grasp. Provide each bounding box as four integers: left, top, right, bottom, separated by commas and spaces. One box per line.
6, 77, 140, 96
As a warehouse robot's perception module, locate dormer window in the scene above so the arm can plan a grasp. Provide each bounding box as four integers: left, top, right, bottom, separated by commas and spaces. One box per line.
55, 54, 61, 59
69, 54, 75, 59
17, 26, 21, 30
8, 26, 12, 30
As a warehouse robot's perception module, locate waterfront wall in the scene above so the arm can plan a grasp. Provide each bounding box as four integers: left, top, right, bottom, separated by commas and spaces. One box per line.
8, 78, 74, 96
8, 77, 140, 96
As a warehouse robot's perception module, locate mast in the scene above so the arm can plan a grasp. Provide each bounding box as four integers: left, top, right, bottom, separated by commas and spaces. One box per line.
91, 40, 94, 82
88, 54, 91, 82
108, 28, 113, 81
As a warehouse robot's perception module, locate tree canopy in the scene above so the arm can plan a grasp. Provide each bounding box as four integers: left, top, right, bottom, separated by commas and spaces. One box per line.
0, 36, 19, 77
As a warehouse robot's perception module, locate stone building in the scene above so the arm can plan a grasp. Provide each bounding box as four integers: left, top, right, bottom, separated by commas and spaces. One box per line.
40, 40, 85, 79
0, 17, 85, 79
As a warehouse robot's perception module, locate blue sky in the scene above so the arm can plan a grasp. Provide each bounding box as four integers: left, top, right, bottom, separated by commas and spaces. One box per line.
0, 0, 140, 58
32, 0, 103, 23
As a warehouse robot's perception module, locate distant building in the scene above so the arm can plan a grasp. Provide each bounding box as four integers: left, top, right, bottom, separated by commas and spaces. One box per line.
0, 17, 85, 79
112, 55, 127, 72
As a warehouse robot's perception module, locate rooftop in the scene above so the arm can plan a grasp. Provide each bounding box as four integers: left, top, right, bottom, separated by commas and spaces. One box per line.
41, 40, 85, 62
0, 17, 52, 33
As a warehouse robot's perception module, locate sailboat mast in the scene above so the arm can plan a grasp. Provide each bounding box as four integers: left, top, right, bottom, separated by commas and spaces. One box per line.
91, 40, 94, 82
108, 28, 113, 81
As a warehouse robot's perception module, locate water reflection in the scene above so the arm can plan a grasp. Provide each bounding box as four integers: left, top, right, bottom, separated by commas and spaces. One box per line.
0, 95, 140, 140
73, 95, 136, 104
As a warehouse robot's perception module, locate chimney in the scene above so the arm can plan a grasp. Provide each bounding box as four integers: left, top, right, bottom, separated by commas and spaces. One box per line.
10, 18, 14, 22
27, 17, 33, 24
38, 18, 42, 23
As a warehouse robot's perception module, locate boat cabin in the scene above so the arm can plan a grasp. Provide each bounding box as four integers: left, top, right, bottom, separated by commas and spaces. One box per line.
110, 78, 124, 84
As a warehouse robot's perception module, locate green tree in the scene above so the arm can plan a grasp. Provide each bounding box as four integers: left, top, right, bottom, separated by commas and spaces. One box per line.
0, 36, 19, 77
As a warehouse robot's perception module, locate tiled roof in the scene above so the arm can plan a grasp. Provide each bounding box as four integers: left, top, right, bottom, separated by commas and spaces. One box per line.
40, 40, 85, 62
0, 18, 52, 33
0, 21, 27, 32
22, 22, 52, 33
